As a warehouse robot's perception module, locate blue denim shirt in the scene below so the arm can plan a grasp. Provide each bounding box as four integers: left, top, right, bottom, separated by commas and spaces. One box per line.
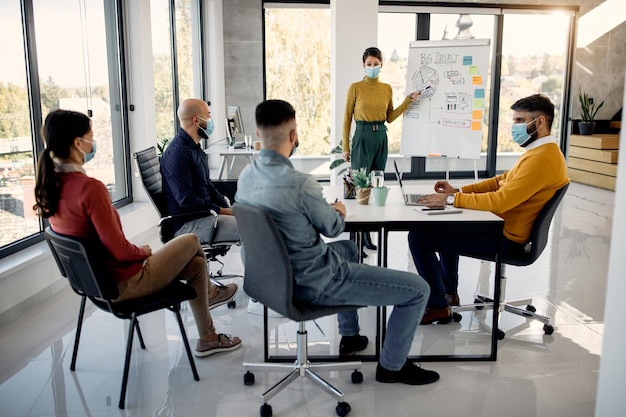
161, 128, 228, 231
236, 149, 346, 303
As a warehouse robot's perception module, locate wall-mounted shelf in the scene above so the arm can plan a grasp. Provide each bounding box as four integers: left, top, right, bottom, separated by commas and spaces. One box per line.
568, 134, 620, 190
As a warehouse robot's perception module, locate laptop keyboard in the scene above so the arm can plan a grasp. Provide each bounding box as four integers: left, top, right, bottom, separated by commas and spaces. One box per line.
406, 194, 425, 203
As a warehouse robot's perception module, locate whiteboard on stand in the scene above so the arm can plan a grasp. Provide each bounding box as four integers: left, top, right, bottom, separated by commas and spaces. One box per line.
400, 39, 491, 159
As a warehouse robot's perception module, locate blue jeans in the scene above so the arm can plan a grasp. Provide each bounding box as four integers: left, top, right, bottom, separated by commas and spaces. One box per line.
312, 240, 430, 371
408, 230, 525, 309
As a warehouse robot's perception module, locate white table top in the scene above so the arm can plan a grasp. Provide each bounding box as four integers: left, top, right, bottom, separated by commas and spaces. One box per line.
323, 185, 503, 226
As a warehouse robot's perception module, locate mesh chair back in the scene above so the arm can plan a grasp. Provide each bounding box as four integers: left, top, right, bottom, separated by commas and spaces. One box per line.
44, 227, 119, 300
504, 182, 569, 266
233, 203, 359, 322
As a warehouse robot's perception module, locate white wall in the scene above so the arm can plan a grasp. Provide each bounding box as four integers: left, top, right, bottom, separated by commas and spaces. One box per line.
594, 70, 626, 417
330, 0, 378, 162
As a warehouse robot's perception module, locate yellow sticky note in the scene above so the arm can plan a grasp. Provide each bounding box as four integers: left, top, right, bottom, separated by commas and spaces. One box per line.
472, 110, 482, 120
469, 66, 479, 75
473, 98, 484, 108
472, 76, 483, 85
471, 121, 482, 131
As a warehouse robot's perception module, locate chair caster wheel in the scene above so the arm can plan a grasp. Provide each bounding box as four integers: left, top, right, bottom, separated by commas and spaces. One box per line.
336, 401, 351, 417
228, 300, 236, 309
543, 324, 554, 335
351, 370, 363, 384
260, 403, 272, 417
452, 312, 462, 322
496, 329, 505, 340
523, 304, 536, 316
244, 371, 255, 385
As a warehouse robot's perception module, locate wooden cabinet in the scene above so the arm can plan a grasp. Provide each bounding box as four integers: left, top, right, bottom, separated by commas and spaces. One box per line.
568, 134, 620, 190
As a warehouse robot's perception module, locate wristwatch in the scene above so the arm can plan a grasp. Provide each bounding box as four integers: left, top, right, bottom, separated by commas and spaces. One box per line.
446, 194, 455, 206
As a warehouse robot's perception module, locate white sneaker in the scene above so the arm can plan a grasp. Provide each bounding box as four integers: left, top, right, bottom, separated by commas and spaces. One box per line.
247, 298, 284, 318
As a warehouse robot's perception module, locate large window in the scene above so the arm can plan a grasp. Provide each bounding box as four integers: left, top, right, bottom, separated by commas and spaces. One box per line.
151, 0, 203, 150
151, 0, 176, 146
0, 0, 129, 258
264, 4, 575, 179
498, 11, 572, 158
0, 1, 39, 250
264, 6, 331, 156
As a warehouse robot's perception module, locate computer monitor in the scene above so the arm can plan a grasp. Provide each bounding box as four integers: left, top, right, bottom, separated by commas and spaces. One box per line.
226, 105, 245, 142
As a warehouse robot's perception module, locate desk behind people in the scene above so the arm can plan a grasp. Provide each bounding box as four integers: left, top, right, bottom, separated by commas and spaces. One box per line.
205, 143, 259, 179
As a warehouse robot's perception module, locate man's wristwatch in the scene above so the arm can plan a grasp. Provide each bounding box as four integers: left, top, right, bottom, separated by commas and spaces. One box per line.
446, 194, 455, 206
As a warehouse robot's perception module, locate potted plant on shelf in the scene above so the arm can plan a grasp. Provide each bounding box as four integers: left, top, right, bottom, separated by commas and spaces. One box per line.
352, 167, 372, 205
578, 90, 604, 135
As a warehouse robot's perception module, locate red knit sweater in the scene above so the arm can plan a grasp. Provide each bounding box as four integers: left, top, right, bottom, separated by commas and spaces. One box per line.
49, 171, 148, 283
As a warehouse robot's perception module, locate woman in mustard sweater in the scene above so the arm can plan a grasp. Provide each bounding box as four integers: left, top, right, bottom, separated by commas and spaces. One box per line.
343, 47, 420, 249
342, 47, 420, 171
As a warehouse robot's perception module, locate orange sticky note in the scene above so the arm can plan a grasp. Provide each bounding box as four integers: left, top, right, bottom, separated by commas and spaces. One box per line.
472, 110, 482, 120
471, 121, 481, 131
472, 76, 483, 85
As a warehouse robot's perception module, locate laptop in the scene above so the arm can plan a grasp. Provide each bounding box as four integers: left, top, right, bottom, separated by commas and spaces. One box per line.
393, 161, 426, 206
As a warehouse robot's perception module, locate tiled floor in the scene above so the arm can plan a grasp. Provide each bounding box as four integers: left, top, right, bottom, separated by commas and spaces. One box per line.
0, 181, 613, 417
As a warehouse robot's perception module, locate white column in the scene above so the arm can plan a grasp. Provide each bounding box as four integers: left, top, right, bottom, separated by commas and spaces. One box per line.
595, 71, 626, 416
125, 0, 158, 203
330, 0, 378, 159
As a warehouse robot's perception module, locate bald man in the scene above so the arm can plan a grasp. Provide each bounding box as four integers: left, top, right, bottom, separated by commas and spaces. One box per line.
161, 98, 240, 309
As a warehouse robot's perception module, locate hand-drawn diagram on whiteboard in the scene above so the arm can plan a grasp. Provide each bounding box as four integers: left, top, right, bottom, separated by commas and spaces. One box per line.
401, 39, 491, 159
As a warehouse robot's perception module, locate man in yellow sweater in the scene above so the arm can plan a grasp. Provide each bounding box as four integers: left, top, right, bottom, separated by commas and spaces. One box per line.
408, 94, 570, 324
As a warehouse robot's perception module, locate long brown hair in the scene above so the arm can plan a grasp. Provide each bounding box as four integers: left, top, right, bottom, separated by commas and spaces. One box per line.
33, 109, 91, 218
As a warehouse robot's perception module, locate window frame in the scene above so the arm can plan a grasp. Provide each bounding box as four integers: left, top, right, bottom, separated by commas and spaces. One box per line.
262, 1, 577, 181
0, 0, 132, 259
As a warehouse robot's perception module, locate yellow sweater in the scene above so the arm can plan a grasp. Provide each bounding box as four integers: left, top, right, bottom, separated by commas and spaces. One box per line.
342, 77, 412, 152
456, 142, 569, 244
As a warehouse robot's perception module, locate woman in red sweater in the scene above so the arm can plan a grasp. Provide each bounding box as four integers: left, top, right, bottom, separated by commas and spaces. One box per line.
33, 109, 240, 357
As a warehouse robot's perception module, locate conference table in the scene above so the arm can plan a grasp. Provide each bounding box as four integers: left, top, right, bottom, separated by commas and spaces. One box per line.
263, 183, 504, 363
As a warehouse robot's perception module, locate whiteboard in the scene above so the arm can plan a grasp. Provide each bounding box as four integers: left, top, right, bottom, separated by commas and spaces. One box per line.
400, 39, 491, 159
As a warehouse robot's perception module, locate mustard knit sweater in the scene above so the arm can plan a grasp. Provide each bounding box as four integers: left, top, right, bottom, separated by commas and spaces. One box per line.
455, 142, 569, 243
342, 76, 412, 152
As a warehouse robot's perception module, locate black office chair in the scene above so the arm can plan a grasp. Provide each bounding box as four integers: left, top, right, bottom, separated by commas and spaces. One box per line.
44, 227, 199, 409
453, 183, 570, 340
133, 146, 240, 308
233, 203, 362, 417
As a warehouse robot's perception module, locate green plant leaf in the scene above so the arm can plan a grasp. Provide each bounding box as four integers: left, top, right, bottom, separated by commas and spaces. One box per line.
329, 158, 346, 170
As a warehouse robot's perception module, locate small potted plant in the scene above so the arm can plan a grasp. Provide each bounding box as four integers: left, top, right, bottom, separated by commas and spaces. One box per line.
578, 89, 604, 135
329, 145, 355, 199
352, 167, 372, 205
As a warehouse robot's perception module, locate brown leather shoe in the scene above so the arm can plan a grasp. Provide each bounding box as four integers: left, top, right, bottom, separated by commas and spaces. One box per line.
195, 333, 242, 357
420, 306, 452, 325
445, 294, 460, 306
208, 283, 238, 310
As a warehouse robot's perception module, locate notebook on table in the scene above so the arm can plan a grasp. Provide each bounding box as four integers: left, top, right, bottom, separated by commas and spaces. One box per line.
393, 160, 425, 206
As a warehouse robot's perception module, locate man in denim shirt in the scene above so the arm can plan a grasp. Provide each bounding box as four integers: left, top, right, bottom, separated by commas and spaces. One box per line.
161, 98, 239, 309
236, 99, 439, 385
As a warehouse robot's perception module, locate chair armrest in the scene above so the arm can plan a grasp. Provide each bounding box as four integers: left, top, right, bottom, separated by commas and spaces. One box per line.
157, 210, 218, 229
